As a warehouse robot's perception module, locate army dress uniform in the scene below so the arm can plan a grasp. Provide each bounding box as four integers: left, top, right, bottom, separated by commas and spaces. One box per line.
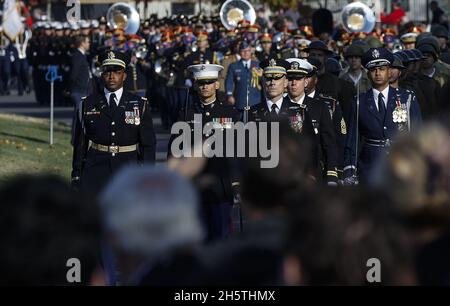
72, 51, 156, 194
316, 93, 347, 178
344, 48, 422, 184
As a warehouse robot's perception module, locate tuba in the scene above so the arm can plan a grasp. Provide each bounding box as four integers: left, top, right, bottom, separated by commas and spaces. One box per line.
341, 1, 376, 33
107, 2, 140, 35
220, 0, 256, 30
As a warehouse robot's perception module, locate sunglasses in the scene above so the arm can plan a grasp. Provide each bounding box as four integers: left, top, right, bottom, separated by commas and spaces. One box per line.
287, 75, 306, 81
196, 79, 217, 85
264, 75, 285, 82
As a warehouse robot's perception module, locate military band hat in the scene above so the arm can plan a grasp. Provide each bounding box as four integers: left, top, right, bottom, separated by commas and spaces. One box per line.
239, 39, 252, 50
260, 58, 289, 75
197, 31, 209, 41
99, 50, 128, 70
392, 54, 406, 69
431, 24, 449, 39
394, 51, 411, 64
297, 38, 311, 50
286, 58, 312, 76
188, 64, 224, 80
400, 32, 418, 44
410, 49, 426, 60
260, 33, 272, 43
362, 48, 394, 69
344, 44, 365, 58
303, 40, 333, 55
98, 16, 107, 25
306, 57, 322, 76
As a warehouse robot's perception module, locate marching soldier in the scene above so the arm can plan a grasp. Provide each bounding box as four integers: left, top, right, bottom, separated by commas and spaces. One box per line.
185, 31, 218, 66
255, 33, 277, 63
285, 58, 339, 184
305, 40, 356, 124
226, 40, 262, 116
339, 44, 372, 95
71, 50, 156, 195
344, 48, 422, 184
248, 58, 316, 163
168, 64, 240, 241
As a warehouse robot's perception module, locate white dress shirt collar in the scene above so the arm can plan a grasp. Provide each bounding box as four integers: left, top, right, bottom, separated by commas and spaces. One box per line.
77, 48, 85, 55
266, 95, 284, 114
242, 59, 251, 68
307, 90, 316, 98
104, 87, 123, 106
372, 86, 389, 111
289, 93, 306, 105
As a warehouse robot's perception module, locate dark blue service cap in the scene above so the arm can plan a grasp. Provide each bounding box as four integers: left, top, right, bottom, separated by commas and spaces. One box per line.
362, 48, 394, 69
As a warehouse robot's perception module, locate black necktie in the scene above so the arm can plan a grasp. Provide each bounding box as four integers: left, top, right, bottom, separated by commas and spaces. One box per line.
378, 93, 386, 120
109, 93, 116, 111
270, 104, 278, 118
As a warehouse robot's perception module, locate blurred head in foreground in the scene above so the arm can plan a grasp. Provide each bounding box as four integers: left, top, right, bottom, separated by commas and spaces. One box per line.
99, 166, 204, 282
0, 175, 101, 285
284, 187, 416, 285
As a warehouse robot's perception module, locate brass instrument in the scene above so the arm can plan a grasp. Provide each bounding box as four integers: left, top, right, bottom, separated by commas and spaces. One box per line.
341, 1, 376, 33
106, 2, 140, 35
219, 0, 256, 30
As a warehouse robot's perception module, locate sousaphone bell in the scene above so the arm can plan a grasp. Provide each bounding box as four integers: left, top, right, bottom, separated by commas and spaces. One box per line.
341, 1, 376, 33
220, 0, 256, 30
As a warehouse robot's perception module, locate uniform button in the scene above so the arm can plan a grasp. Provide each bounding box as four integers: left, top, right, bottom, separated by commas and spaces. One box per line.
112, 132, 115, 136
112, 153, 115, 157
111, 143, 115, 145
384, 127, 387, 130
111, 121, 115, 125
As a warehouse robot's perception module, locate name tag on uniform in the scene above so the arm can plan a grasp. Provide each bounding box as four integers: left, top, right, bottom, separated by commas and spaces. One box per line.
86, 107, 100, 115
85, 111, 101, 115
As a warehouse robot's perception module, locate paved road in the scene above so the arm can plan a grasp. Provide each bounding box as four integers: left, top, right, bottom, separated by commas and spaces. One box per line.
0, 91, 169, 162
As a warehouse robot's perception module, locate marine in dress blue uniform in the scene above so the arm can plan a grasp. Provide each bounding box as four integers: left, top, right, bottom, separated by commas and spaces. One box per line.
71, 50, 156, 194
168, 64, 241, 241
344, 48, 422, 184
225, 40, 262, 113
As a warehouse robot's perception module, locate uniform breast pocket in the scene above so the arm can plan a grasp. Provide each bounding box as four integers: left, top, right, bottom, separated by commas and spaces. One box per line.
234, 70, 242, 82
85, 115, 97, 132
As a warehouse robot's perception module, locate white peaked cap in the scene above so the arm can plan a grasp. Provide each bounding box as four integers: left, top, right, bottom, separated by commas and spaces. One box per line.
187, 64, 224, 80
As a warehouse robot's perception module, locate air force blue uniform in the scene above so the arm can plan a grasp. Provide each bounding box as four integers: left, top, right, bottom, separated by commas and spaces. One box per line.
225, 59, 261, 111
344, 86, 422, 182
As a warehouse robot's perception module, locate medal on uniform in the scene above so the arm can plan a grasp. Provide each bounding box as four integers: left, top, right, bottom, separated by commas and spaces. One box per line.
290, 114, 303, 133
392, 101, 407, 124
133, 106, 140, 125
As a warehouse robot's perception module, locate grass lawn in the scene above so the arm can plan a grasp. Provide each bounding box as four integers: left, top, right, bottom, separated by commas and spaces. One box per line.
0, 113, 72, 182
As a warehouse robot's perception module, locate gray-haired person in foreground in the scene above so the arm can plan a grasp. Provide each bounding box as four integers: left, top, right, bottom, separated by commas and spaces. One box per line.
99, 165, 205, 286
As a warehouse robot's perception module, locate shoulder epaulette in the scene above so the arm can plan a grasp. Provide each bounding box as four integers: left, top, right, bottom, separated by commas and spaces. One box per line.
318, 93, 336, 101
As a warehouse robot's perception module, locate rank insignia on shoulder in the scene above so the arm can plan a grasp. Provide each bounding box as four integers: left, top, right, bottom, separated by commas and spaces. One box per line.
341, 118, 347, 135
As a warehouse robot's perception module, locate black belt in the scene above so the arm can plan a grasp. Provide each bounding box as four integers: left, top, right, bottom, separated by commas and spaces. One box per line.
364, 138, 392, 147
